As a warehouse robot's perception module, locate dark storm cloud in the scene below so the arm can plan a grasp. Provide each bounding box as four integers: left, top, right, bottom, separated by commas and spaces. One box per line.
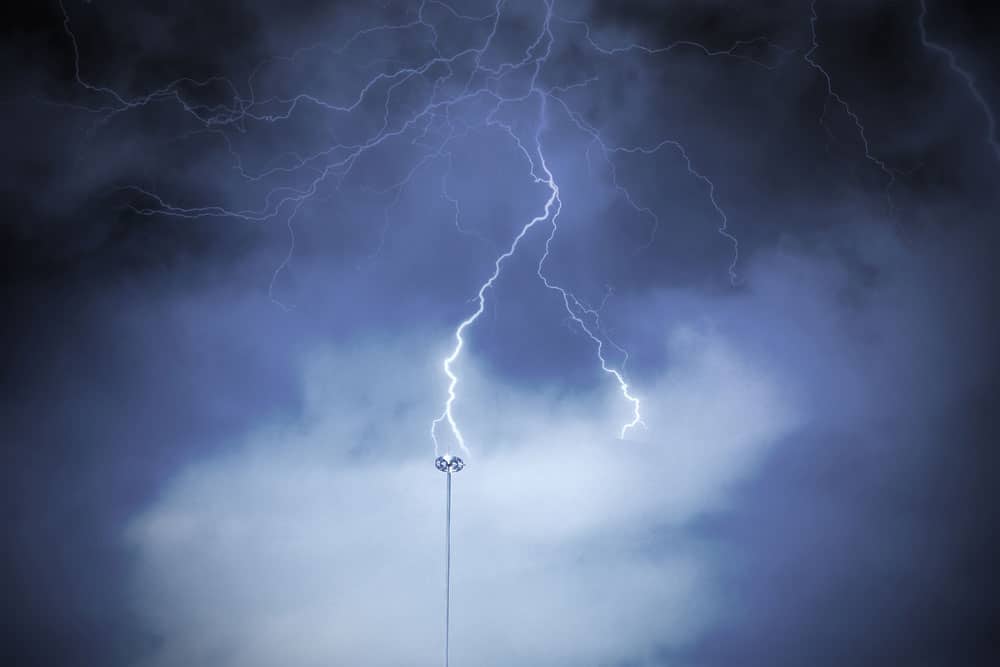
2, 1, 998, 665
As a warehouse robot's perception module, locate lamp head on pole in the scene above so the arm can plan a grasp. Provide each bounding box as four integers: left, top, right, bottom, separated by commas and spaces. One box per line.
435, 455, 465, 473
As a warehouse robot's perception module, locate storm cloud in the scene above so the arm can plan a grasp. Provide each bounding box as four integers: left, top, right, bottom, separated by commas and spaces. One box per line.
2, 1, 998, 666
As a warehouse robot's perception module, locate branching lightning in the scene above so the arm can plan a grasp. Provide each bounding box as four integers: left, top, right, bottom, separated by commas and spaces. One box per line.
430, 92, 562, 458
57, 0, 809, 458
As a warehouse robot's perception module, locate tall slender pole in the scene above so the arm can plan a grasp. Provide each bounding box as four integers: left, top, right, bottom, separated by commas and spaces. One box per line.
445, 471, 452, 667
435, 454, 463, 667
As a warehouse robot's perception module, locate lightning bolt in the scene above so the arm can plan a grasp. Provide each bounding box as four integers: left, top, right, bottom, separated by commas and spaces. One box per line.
428, 1, 766, 455
57, 0, 789, 458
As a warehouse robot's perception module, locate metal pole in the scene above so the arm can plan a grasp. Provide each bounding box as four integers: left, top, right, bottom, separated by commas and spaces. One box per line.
435, 454, 463, 667
445, 471, 452, 667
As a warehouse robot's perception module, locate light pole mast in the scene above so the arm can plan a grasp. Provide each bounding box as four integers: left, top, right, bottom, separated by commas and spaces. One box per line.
435, 455, 465, 667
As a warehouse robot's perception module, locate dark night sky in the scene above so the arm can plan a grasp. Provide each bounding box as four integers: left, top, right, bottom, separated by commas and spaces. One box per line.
2, 1, 998, 665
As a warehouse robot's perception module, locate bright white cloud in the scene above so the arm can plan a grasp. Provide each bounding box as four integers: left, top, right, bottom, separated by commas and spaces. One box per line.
127, 321, 799, 667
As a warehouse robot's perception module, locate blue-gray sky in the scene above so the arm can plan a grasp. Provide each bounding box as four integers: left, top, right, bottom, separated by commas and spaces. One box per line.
2, 1, 998, 665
